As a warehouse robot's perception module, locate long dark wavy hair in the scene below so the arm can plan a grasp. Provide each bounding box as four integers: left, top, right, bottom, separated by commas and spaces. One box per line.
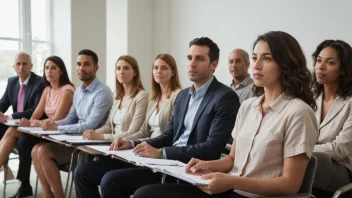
252, 31, 316, 109
312, 40, 352, 99
43, 56, 74, 88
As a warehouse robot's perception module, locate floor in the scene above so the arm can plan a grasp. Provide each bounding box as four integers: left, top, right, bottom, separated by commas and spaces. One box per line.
0, 153, 76, 198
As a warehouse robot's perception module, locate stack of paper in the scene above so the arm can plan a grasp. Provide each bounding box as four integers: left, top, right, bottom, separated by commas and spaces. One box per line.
4, 119, 20, 126
48, 135, 112, 144
85, 145, 110, 154
107, 149, 209, 185
18, 127, 43, 132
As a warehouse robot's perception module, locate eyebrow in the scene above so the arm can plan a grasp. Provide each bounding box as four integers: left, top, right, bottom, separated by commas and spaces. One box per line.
252, 53, 272, 56
317, 56, 337, 61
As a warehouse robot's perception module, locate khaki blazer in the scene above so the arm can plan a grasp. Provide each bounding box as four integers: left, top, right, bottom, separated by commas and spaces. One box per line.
314, 94, 352, 170
96, 90, 149, 140
123, 89, 181, 141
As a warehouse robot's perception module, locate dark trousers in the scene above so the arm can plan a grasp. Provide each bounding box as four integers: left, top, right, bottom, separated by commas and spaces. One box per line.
16, 134, 43, 185
74, 157, 163, 198
0, 123, 8, 139
134, 183, 247, 198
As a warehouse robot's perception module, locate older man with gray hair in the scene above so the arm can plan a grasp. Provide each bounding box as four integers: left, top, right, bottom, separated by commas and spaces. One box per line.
228, 49, 254, 104
0, 52, 44, 197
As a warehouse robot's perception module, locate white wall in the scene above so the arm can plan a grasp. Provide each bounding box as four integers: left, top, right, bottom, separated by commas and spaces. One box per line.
167, 0, 352, 88
106, 0, 128, 89
53, 0, 352, 90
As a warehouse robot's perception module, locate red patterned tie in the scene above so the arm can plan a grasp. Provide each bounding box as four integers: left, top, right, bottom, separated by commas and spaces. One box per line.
17, 84, 26, 112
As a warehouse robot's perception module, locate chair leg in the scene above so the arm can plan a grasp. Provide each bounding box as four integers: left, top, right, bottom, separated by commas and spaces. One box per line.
4, 165, 7, 195
34, 176, 39, 198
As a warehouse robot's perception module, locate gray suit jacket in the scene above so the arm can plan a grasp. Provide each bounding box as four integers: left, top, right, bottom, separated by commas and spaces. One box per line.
314, 94, 352, 170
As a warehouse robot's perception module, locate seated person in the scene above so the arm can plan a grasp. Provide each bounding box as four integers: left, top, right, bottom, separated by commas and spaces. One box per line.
31, 49, 113, 198
0, 55, 71, 197
133, 31, 318, 198
311, 40, 352, 197
110, 53, 182, 142
74, 38, 240, 198
82, 55, 148, 141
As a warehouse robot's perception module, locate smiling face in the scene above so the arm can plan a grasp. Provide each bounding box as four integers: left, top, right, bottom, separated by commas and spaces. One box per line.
251, 40, 281, 90
115, 60, 136, 85
153, 58, 174, 85
315, 46, 342, 86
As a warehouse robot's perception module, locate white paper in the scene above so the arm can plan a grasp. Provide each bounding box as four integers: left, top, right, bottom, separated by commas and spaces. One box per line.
18, 127, 43, 131
29, 130, 61, 135
4, 119, 20, 126
48, 135, 83, 141
66, 139, 112, 144
161, 165, 210, 185
85, 145, 110, 154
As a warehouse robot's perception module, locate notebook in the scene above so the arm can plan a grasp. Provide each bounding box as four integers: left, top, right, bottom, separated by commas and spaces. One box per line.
4, 119, 20, 126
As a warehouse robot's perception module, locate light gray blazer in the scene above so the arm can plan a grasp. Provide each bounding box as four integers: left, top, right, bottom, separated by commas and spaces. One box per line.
123, 89, 181, 141
96, 90, 149, 140
314, 94, 352, 170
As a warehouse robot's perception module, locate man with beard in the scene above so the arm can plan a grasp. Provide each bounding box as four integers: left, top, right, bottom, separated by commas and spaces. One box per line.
32, 49, 113, 198
74, 37, 240, 198
228, 49, 254, 104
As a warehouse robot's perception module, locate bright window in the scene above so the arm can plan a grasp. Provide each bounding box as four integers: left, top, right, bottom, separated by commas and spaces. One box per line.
0, 0, 52, 113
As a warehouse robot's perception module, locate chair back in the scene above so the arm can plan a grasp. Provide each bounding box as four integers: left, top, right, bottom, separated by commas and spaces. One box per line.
297, 156, 317, 194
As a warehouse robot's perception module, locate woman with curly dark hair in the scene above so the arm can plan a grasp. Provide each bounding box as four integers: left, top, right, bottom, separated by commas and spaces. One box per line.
133, 31, 318, 198
311, 40, 352, 197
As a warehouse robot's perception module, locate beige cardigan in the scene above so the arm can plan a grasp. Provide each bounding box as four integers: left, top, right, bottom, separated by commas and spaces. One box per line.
123, 89, 181, 141
314, 94, 352, 170
96, 90, 149, 140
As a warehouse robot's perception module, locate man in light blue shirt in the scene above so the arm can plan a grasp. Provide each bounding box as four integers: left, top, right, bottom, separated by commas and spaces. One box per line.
73, 38, 240, 198
32, 49, 113, 198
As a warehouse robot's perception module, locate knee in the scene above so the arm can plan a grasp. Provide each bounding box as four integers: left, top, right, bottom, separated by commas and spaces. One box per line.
3, 127, 17, 139
31, 144, 41, 161
100, 171, 119, 190
74, 163, 88, 181
134, 185, 153, 198
36, 145, 52, 160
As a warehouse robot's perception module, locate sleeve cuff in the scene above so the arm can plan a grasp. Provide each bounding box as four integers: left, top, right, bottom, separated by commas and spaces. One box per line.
162, 148, 167, 159
130, 140, 136, 148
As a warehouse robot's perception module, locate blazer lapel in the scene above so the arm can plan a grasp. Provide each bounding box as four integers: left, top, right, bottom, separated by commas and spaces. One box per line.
13, 81, 20, 110
145, 100, 158, 125
320, 96, 345, 129
315, 94, 323, 125
189, 80, 217, 132
174, 92, 191, 141
24, 74, 35, 106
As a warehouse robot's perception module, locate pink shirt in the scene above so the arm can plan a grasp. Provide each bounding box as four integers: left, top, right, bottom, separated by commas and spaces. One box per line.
43, 84, 75, 118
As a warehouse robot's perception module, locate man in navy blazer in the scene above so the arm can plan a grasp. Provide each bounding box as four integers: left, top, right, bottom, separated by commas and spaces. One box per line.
74, 37, 240, 198
0, 52, 44, 197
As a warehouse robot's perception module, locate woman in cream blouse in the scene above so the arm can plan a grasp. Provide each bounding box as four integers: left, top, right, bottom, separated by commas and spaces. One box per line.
133, 31, 318, 198
82, 55, 148, 141
110, 53, 182, 146
311, 40, 352, 197
73, 53, 181, 196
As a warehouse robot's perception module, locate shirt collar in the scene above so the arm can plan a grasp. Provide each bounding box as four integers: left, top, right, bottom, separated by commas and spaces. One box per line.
253, 93, 291, 114
19, 73, 31, 86
231, 75, 251, 88
80, 77, 99, 92
189, 76, 214, 98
